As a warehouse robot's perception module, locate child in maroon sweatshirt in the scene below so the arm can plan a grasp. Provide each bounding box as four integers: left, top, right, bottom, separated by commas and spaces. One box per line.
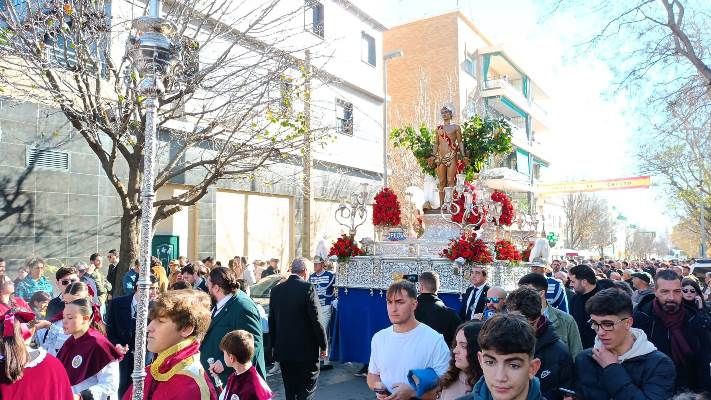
217, 330, 273, 400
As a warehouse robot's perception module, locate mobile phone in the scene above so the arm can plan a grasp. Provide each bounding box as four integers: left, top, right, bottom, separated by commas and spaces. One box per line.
374, 388, 391, 396
402, 274, 419, 283
559, 387, 576, 398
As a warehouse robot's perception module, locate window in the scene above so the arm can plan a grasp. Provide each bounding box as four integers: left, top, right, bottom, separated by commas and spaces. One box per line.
361, 32, 375, 66
304, 1, 324, 38
336, 98, 353, 135
463, 54, 475, 77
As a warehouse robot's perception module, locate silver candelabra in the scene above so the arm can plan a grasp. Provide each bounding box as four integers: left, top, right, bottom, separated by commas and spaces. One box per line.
334, 183, 369, 236
440, 174, 503, 235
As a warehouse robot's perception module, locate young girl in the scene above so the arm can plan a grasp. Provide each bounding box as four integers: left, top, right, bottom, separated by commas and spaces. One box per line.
35, 281, 90, 356
0, 309, 74, 399
0, 275, 30, 315
217, 330, 272, 400
57, 297, 121, 399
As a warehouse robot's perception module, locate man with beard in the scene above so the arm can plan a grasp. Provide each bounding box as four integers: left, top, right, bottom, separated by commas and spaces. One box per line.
633, 269, 711, 393
568, 265, 600, 349
201, 267, 266, 384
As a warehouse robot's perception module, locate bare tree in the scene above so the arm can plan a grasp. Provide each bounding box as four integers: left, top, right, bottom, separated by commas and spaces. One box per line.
0, 0, 330, 293
628, 230, 656, 259
548, 0, 710, 254
562, 192, 611, 250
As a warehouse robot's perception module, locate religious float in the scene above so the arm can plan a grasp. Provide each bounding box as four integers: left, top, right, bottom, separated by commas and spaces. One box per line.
330, 106, 549, 363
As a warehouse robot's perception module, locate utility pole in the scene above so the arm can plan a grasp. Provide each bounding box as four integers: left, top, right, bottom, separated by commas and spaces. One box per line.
301, 50, 312, 258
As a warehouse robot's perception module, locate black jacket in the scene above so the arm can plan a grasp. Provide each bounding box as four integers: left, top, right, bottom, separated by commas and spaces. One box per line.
268, 275, 327, 363
632, 294, 711, 393
105, 294, 137, 398
535, 322, 573, 400
415, 293, 461, 346
569, 286, 599, 349
45, 296, 64, 321
458, 284, 490, 321
106, 263, 118, 297
573, 347, 675, 400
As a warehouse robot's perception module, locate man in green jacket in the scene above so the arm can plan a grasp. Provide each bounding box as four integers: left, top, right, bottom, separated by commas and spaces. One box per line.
519, 273, 583, 357
201, 267, 266, 384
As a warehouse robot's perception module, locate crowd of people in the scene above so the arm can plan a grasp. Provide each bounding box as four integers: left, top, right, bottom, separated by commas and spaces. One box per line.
0, 252, 710, 400
0, 252, 338, 400
364, 257, 711, 400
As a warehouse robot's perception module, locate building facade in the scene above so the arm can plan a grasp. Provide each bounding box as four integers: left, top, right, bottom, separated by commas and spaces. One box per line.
383, 11, 563, 242
0, 0, 386, 270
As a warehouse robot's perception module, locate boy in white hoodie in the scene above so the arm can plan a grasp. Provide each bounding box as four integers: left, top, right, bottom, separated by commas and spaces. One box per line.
572, 288, 676, 400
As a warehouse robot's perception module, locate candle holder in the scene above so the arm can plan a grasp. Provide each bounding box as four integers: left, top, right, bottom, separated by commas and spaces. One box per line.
335, 183, 370, 236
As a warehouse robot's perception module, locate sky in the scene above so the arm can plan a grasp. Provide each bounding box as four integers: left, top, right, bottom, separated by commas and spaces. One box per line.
367, 0, 674, 235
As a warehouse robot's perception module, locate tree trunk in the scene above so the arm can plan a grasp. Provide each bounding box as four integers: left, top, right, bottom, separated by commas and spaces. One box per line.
114, 211, 140, 297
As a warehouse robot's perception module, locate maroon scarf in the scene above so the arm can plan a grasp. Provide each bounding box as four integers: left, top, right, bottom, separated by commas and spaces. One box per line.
652, 299, 692, 365
534, 315, 549, 338
56, 328, 123, 385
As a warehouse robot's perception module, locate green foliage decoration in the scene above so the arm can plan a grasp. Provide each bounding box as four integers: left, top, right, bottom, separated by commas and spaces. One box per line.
390, 115, 514, 178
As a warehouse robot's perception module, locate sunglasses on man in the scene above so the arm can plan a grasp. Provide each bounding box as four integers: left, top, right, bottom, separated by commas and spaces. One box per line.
60, 278, 80, 286
486, 297, 501, 304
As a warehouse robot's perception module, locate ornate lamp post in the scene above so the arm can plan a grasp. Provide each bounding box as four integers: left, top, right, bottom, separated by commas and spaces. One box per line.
334, 182, 370, 236
125, 0, 179, 398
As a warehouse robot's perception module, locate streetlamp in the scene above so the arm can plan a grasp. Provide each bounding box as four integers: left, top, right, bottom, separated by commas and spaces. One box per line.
126, 0, 179, 398
383, 49, 403, 188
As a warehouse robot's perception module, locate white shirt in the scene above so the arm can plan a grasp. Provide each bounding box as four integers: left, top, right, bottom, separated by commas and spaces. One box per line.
72, 360, 120, 400
368, 322, 451, 392
36, 319, 70, 357
466, 283, 487, 319
213, 293, 233, 317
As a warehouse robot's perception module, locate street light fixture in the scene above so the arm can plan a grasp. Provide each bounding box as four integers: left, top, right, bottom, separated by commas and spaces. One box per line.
126, 0, 180, 398
383, 49, 403, 188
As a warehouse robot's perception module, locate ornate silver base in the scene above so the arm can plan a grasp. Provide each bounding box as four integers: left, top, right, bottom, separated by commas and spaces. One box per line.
335, 257, 529, 294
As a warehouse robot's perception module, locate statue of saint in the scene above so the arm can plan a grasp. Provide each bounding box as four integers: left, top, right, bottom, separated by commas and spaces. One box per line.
428, 105, 468, 207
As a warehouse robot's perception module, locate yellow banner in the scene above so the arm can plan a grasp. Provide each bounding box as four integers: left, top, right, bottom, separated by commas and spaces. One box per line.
537, 176, 651, 195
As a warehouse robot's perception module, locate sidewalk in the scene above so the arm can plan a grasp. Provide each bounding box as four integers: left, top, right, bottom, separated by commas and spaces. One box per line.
266, 362, 373, 399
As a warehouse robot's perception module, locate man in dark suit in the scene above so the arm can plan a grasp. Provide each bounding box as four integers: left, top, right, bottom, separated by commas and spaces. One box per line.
458, 265, 490, 321
202, 267, 266, 384
415, 271, 461, 346
269, 257, 327, 400
106, 275, 159, 398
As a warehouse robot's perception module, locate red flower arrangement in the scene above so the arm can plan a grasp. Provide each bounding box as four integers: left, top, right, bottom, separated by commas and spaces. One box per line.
451, 182, 486, 225
441, 233, 493, 264
495, 240, 522, 262
328, 234, 364, 262
491, 190, 514, 226
373, 188, 401, 227
521, 242, 535, 262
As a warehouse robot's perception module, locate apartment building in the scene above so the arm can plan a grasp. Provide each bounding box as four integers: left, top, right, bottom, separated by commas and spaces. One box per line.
0, 0, 386, 268
384, 11, 553, 209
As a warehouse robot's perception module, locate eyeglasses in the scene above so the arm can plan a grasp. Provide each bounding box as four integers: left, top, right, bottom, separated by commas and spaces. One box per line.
588, 317, 629, 332
682, 288, 696, 294
486, 297, 501, 304
60, 278, 79, 286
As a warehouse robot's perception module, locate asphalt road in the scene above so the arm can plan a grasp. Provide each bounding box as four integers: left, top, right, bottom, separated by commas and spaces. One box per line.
266, 362, 374, 400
